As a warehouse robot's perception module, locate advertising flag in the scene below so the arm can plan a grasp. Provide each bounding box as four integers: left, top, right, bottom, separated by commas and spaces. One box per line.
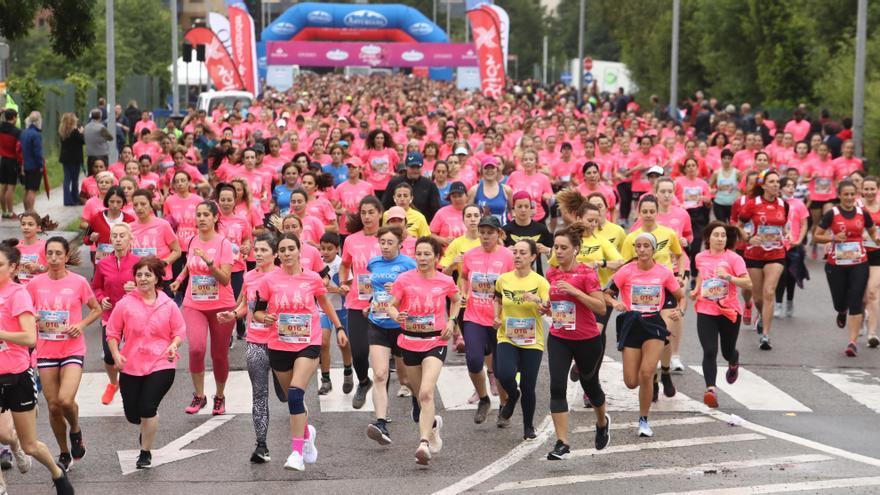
228, 5, 260, 95
184, 27, 245, 91
467, 5, 505, 98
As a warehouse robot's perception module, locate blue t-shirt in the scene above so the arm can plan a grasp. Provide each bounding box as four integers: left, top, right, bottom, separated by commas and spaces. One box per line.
273, 184, 296, 214
437, 182, 452, 207
367, 254, 416, 328
323, 163, 349, 186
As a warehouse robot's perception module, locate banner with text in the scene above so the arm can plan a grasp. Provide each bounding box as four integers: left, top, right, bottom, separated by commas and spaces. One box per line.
228, 5, 259, 94
467, 5, 505, 98
266, 41, 479, 68
184, 27, 245, 91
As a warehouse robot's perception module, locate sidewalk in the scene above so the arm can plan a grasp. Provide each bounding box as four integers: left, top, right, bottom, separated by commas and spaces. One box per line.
0, 187, 82, 243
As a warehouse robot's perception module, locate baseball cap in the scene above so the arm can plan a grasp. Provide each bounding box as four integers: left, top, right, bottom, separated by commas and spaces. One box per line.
480, 156, 499, 169
478, 216, 502, 230
386, 206, 407, 221
646, 165, 665, 176
454, 146, 469, 155
276, 119, 287, 128
405, 152, 424, 167
446, 181, 467, 199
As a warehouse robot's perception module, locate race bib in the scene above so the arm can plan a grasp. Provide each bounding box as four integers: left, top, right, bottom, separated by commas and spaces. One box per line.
505, 317, 537, 346
96, 243, 114, 261
834, 241, 862, 265
132, 247, 157, 257
356, 274, 373, 301
404, 314, 436, 336
190, 275, 219, 301
17, 254, 38, 282
743, 221, 755, 237
683, 187, 702, 208
371, 290, 393, 320
757, 225, 783, 250
0, 341, 7, 352
371, 156, 389, 175
471, 272, 499, 301
816, 177, 832, 194
631, 285, 662, 312
247, 300, 267, 329
277, 313, 311, 344
863, 230, 878, 249
550, 301, 576, 331
38, 310, 70, 341
700, 278, 729, 301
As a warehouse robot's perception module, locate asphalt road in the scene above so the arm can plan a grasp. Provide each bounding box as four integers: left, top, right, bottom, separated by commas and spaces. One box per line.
6, 246, 880, 495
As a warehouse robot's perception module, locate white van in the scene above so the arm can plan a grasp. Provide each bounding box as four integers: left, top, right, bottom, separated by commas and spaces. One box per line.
197, 90, 254, 120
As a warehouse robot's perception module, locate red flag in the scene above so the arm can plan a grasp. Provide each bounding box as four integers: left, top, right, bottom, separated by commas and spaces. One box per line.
184, 27, 245, 91
228, 5, 258, 95
467, 5, 505, 99
42, 159, 49, 199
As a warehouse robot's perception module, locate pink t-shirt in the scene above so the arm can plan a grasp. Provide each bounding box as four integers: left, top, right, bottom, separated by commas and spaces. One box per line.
219, 213, 252, 273
833, 156, 863, 181
299, 215, 326, 247
257, 269, 327, 352
674, 176, 712, 210
0, 281, 36, 374
16, 239, 46, 285
163, 193, 202, 251
300, 243, 326, 274
342, 231, 381, 310
631, 206, 694, 244
363, 148, 400, 191
693, 250, 748, 316
305, 197, 337, 227
430, 205, 466, 239
627, 152, 662, 193
461, 246, 514, 327
507, 170, 553, 221
808, 159, 837, 202
611, 262, 679, 313
550, 158, 578, 182
547, 263, 602, 340
391, 270, 458, 352
105, 290, 186, 376
161, 165, 204, 190
786, 197, 810, 245
577, 183, 617, 213
27, 272, 94, 359
243, 268, 275, 344
183, 235, 236, 311
82, 197, 106, 254
130, 216, 178, 279
336, 180, 374, 235
238, 169, 271, 213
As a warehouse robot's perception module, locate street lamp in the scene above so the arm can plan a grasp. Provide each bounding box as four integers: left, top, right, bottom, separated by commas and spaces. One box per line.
106, 0, 117, 164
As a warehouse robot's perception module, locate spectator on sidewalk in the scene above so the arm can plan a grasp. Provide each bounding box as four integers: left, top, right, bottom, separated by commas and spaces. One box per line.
0, 109, 21, 218
20, 111, 44, 212
59, 113, 85, 206
85, 108, 113, 176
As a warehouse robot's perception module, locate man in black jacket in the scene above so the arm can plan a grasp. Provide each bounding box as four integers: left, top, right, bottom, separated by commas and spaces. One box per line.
382, 152, 440, 222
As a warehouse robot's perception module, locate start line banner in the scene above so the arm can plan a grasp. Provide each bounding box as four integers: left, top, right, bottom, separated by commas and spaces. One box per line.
266, 41, 479, 68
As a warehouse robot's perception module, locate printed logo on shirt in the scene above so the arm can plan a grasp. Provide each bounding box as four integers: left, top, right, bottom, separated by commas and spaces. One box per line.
656, 239, 669, 251
502, 288, 539, 304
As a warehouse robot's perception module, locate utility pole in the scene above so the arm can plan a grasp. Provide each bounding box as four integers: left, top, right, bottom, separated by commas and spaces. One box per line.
669, 0, 680, 121
171, 0, 180, 116
576, 0, 584, 105
542, 36, 548, 84
106, 0, 117, 164
853, 0, 867, 156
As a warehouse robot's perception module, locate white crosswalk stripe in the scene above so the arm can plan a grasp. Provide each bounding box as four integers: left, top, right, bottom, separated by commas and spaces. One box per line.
566, 433, 765, 459
812, 368, 880, 414
689, 365, 811, 412
435, 365, 501, 410
315, 368, 375, 412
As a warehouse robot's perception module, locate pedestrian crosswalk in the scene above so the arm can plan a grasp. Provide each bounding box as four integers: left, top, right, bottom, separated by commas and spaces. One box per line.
689, 365, 811, 411
812, 368, 880, 414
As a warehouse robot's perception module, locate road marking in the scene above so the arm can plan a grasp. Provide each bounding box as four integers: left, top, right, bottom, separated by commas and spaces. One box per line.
689, 365, 811, 412
653, 476, 880, 495
77, 372, 124, 417
812, 368, 880, 413
572, 415, 716, 433
436, 366, 501, 410
116, 415, 235, 475
566, 433, 765, 459
316, 368, 375, 412
487, 454, 833, 492
430, 414, 554, 495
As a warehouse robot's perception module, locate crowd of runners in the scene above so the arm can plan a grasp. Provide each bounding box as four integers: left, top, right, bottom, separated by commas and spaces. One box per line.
0, 73, 875, 493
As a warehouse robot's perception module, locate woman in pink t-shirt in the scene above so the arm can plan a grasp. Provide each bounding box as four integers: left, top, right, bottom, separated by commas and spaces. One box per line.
169, 201, 236, 416
163, 170, 203, 295
216, 184, 254, 340
362, 130, 399, 196
388, 237, 461, 466
690, 222, 752, 408
279, 215, 327, 275
285, 190, 326, 248
27, 236, 101, 469
130, 189, 181, 283
675, 157, 713, 285
301, 172, 338, 232
106, 256, 185, 470
506, 150, 553, 222
335, 163, 374, 236
430, 191, 468, 245
253, 233, 346, 471
16, 211, 52, 285
0, 240, 76, 492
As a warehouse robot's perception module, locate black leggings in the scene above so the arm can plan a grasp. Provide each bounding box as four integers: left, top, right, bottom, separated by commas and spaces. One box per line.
696, 314, 740, 388
231, 270, 245, 337
712, 202, 732, 224
119, 369, 175, 425
172, 253, 188, 305
825, 263, 869, 315
547, 334, 605, 413
617, 182, 633, 222
775, 252, 796, 303
495, 343, 542, 432
687, 206, 710, 276
347, 308, 371, 383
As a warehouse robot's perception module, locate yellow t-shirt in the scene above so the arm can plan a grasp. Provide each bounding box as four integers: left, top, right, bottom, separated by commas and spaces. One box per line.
383, 208, 430, 239
495, 270, 550, 351
439, 235, 481, 269
547, 234, 623, 287
620, 225, 682, 271
596, 221, 626, 253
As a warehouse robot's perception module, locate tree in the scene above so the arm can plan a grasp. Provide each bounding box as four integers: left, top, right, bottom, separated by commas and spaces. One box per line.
0, 0, 97, 58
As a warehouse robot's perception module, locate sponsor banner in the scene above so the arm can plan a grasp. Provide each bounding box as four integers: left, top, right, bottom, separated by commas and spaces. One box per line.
467, 5, 505, 98
228, 5, 259, 94
266, 41, 479, 68
184, 27, 245, 91
207, 12, 233, 58
487, 5, 509, 72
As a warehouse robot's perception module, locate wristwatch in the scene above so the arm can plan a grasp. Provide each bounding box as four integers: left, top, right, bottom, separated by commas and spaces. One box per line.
335, 326, 345, 333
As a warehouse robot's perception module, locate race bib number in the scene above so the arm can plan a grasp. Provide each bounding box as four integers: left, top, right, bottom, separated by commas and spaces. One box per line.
757, 225, 783, 250
356, 274, 373, 301
190, 275, 219, 301
17, 254, 38, 282
371, 156, 389, 175
550, 301, 576, 331
631, 285, 662, 312
816, 177, 832, 194
371, 290, 393, 320
506, 317, 537, 345
405, 315, 436, 336
96, 243, 114, 261
277, 313, 311, 344
743, 221, 755, 237
470, 272, 499, 301
834, 242, 862, 265
132, 247, 157, 257
247, 300, 267, 329
700, 278, 729, 301
683, 187, 702, 208
38, 310, 69, 341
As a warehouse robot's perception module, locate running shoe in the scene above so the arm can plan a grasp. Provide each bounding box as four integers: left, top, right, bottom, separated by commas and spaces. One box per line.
846, 342, 858, 357
868, 335, 880, 348
595, 413, 611, 450
703, 388, 719, 408
499, 389, 520, 423
474, 397, 491, 424
546, 440, 571, 460
638, 418, 654, 438
743, 303, 753, 326
411, 396, 421, 423
0, 449, 10, 470
212, 395, 226, 415
12, 446, 30, 473
454, 334, 466, 353
726, 363, 740, 384
670, 355, 684, 373
283, 451, 305, 471
184, 394, 207, 414
69, 430, 85, 460
652, 373, 660, 402
523, 425, 537, 441
52, 470, 74, 495
774, 302, 783, 318
397, 385, 412, 398
785, 299, 794, 317
488, 372, 499, 396
569, 364, 580, 382
467, 390, 480, 404
583, 393, 592, 409
250, 442, 270, 463
759, 335, 772, 350
428, 416, 443, 454
415, 440, 431, 465
660, 373, 676, 397
367, 421, 392, 445
303, 425, 318, 464
837, 311, 847, 329
101, 383, 118, 405
352, 378, 373, 409
342, 372, 354, 394
318, 378, 332, 395
57, 452, 72, 472
135, 450, 151, 469
496, 405, 511, 429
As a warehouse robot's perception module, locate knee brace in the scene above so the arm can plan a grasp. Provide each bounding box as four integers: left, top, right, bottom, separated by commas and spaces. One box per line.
287, 387, 305, 414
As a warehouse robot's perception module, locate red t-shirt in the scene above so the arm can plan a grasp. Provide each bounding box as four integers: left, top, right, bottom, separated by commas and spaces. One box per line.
547, 263, 602, 340
739, 196, 788, 260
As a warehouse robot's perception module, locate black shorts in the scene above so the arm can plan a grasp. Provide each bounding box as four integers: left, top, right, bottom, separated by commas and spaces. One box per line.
268, 345, 321, 372
745, 257, 785, 269
401, 345, 447, 367
0, 369, 38, 413
367, 323, 402, 356
0, 158, 18, 185
868, 250, 880, 267
21, 169, 41, 191
36, 355, 85, 369
101, 325, 115, 365
617, 312, 669, 350
809, 199, 835, 211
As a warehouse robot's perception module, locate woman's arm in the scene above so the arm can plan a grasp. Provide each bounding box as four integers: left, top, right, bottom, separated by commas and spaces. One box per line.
0, 313, 37, 347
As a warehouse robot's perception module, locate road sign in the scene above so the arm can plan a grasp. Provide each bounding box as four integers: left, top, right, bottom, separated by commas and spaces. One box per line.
560, 72, 572, 84
584, 71, 593, 84
583, 57, 593, 71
